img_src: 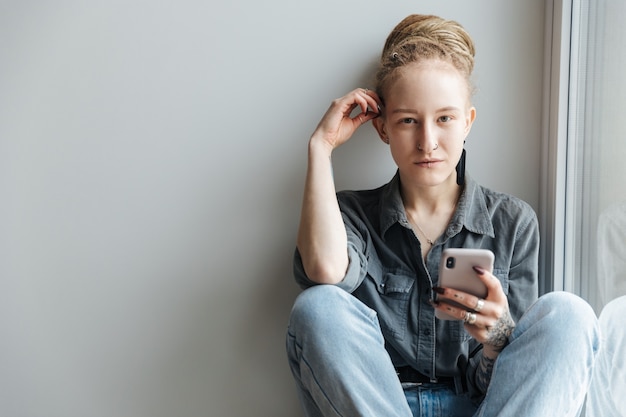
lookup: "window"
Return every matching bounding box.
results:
[544,0,626,313]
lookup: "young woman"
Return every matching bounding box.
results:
[287,14,599,417]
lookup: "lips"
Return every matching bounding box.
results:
[415,159,443,167]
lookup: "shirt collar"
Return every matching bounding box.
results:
[379,171,496,239]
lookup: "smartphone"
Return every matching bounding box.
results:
[435,248,494,320]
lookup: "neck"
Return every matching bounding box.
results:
[400,176,462,255]
[400,176,461,216]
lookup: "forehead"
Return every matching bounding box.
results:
[385,60,470,108]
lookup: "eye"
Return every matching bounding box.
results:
[438,115,452,123]
[401,118,416,124]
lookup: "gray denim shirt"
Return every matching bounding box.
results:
[293,172,539,399]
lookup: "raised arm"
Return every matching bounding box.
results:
[297,89,380,284]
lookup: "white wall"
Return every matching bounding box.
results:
[0,1,545,416]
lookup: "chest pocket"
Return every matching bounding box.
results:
[493,268,510,295]
[438,317,471,342]
[354,263,415,341]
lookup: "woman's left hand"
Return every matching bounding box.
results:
[432,266,515,354]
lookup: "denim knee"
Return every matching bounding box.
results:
[288,285,378,340]
[539,291,596,323]
[526,291,600,350]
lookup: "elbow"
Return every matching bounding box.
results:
[304,260,348,285]
[296,242,349,285]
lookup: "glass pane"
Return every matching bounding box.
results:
[570,4,626,415]
[569,0,626,313]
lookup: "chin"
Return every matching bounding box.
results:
[402,169,454,187]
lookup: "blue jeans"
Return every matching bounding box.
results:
[586,295,626,417]
[286,285,599,417]
[403,382,476,416]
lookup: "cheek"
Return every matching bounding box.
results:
[389,138,414,153]
[447,138,466,160]
[388,142,410,166]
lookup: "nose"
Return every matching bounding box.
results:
[416,122,438,152]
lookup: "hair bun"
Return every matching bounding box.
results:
[375,14,476,98]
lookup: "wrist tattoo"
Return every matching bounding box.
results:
[485,310,515,351]
[475,310,515,392]
[476,354,496,392]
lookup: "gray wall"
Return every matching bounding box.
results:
[0,1,545,416]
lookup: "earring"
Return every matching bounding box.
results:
[456,148,466,186]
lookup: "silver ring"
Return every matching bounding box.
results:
[468,312,477,325]
[464,311,477,325]
[474,299,485,313]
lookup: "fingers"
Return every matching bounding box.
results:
[330,88,382,120]
[472,266,505,301]
[436,267,505,309]
[431,298,492,330]
[432,268,506,327]
[311,88,382,150]
[431,291,488,322]
[352,88,381,123]
[463,311,478,325]
[432,267,515,349]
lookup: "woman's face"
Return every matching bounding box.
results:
[374,60,476,189]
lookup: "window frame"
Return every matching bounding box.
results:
[540,0,573,294]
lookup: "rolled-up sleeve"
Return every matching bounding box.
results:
[292,240,366,292]
[293,190,372,292]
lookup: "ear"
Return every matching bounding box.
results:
[373,117,389,144]
[463,106,477,137]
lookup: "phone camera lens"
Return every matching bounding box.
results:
[446,257,455,269]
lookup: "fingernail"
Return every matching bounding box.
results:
[428,299,440,306]
[473,266,485,274]
[432,286,445,294]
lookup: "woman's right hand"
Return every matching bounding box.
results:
[310,88,382,152]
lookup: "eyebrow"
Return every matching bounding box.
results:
[391,106,462,114]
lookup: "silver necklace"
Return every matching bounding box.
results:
[406,210,434,246]
[405,192,461,248]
